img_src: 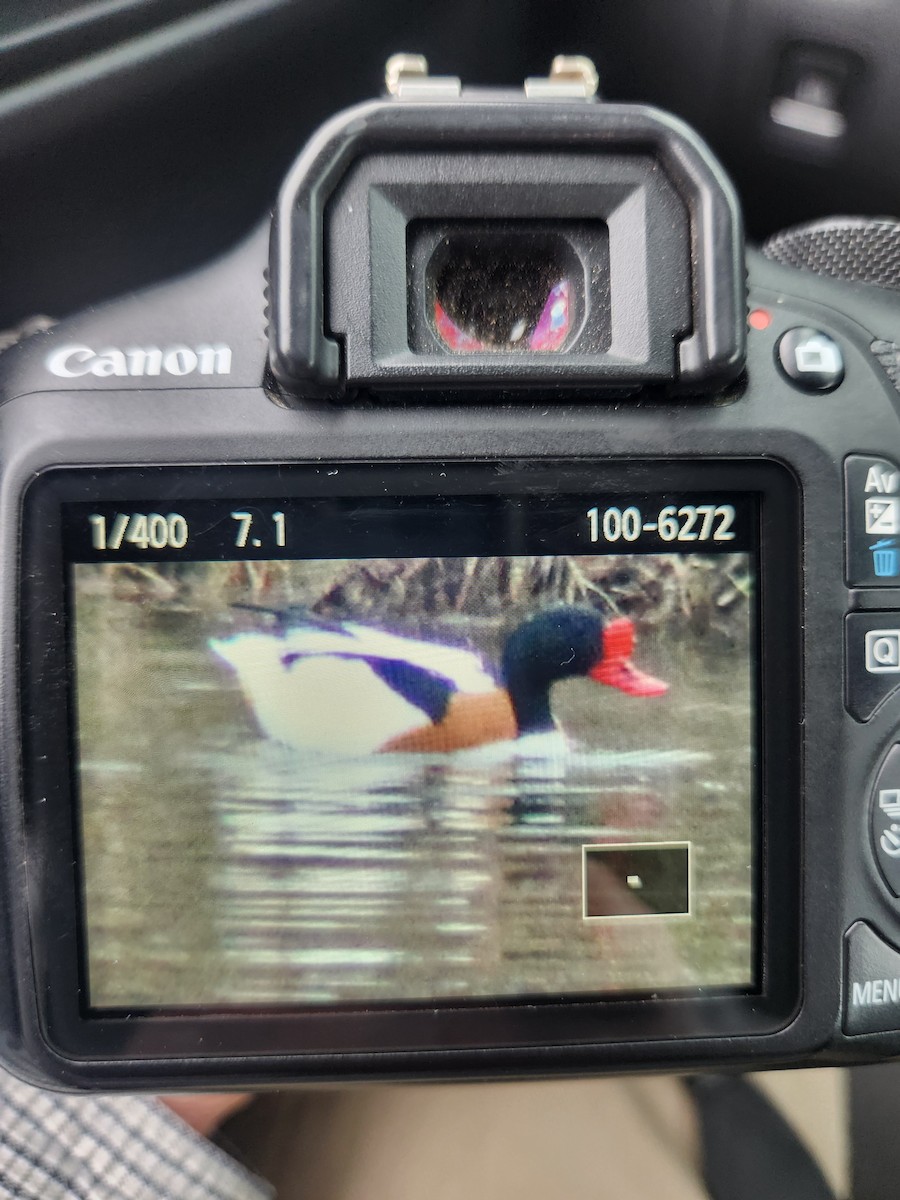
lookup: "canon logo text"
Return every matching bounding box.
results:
[46,343,232,379]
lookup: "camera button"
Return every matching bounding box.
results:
[845,613,900,721]
[776,327,844,391]
[845,922,900,1035]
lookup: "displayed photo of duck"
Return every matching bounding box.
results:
[210,606,669,757]
[73,550,755,1010]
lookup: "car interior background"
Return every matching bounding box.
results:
[4,2,900,1197]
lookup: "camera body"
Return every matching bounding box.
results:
[3,77,900,1090]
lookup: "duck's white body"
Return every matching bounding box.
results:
[210,625,495,755]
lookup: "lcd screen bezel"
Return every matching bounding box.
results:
[19,458,801,1062]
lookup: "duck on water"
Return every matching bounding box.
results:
[210,605,669,757]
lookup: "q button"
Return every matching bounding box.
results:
[867,631,900,672]
[845,614,900,721]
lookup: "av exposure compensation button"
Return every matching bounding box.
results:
[845,455,900,586]
[845,922,900,1035]
[776,327,844,391]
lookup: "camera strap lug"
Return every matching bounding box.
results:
[524,55,600,100]
[384,54,600,103]
[384,54,462,100]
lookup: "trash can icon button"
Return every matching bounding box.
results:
[871,539,900,577]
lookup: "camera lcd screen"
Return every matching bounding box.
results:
[60,472,759,1013]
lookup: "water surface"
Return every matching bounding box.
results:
[74,588,754,1009]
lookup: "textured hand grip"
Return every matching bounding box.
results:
[762,218,900,291]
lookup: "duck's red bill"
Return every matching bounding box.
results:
[590,659,669,697]
[589,616,669,696]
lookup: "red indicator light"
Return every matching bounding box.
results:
[748,308,772,331]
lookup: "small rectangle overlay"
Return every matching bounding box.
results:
[582,842,691,921]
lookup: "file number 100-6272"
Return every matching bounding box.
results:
[586,504,737,544]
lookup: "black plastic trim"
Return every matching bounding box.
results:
[19,459,798,1069]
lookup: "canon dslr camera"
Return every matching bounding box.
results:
[3,57,900,1090]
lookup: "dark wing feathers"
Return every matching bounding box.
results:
[277,649,457,725]
[366,658,456,723]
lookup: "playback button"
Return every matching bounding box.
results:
[872,745,900,897]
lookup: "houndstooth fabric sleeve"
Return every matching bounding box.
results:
[0,1061,272,1200]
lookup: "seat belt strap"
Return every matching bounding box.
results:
[850,1063,900,1200]
[686,1076,837,1200]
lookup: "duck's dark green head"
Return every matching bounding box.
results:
[501,606,668,734]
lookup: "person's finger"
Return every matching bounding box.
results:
[161,1092,253,1135]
